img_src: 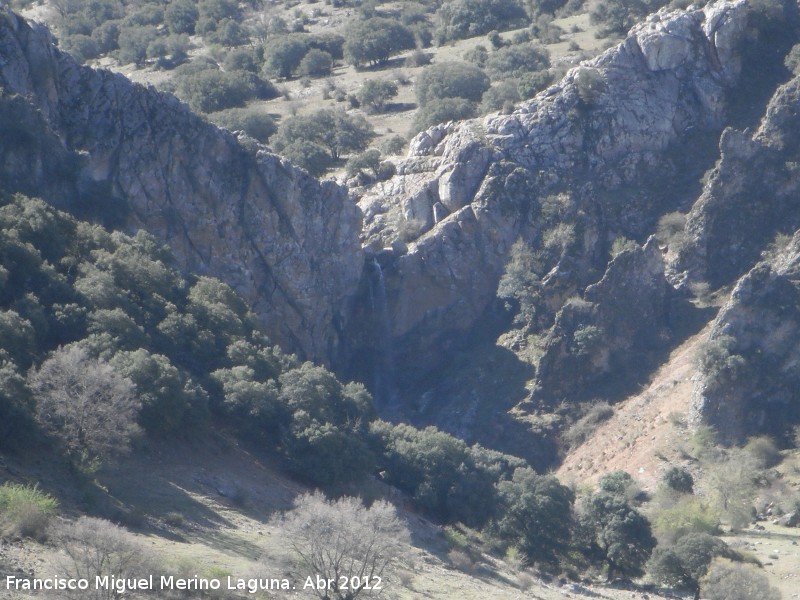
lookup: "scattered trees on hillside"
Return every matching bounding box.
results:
[271,109,375,175]
[276,493,410,600]
[648,533,740,599]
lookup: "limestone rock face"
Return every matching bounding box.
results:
[355,0,753,377]
[675,77,800,288]
[690,233,800,444]
[0,9,363,363]
[531,238,671,404]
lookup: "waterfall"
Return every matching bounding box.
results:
[369,258,395,408]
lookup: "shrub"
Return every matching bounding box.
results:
[435,0,528,42]
[0,483,58,541]
[701,558,781,600]
[575,67,606,105]
[743,435,781,468]
[54,517,157,600]
[590,0,669,38]
[651,496,720,542]
[343,17,416,68]
[165,0,199,35]
[416,62,490,106]
[61,34,100,64]
[346,149,382,178]
[357,79,399,114]
[115,25,159,66]
[649,533,739,597]
[561,401,614,450]
[662,466,694,494]
[275,493,410,595]
[485,42,550,79]
[176,70,268,113]
[298,48,333,77]
[29,346,141,466]
[263,36,309,78]
[205,18,249,47]
[697,335,747,389]
[411,97,477,134]
[480,81,521,113]
[224,48,259,73]
[404,49,432,67]
[208,107,278,143]
[381,134,407,155]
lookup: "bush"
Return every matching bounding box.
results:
[411,97,477,134]
[590,0,669,38]
[205,18,249,47]
[176,70,269,113]
[404,49,432,67]
[561,401,614,450]
[343,17,416,68]
[480,81,521,113]
[649,533,739,597]
[298,48,333,77]
[662,466,694,494]
[280,140,333,177]
[357,79,399,114]
[29,346,142,466]
[701,558,781,600]
[575,67,606,105]
[651,496,720,542]
[485,42,550,79]
[381,134,407,155]
[208,107,278,143]
[346,149,382,178]
[263,36,309,78]
[697,335,747,389]
[275,493,410,594]
[435,0,528,42]
[224,48,259,73]
[55,517,157,600]
[116,25,159,66]
[0,483,58,541]
[165,0,199,35]
[743,435,781,468]
[61,34,100,64]
[416,62,490,106]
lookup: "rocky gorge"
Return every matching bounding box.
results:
[2,0,800,458]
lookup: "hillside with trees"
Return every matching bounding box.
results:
[3,1,800,599]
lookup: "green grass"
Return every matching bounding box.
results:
[0,482,59,541]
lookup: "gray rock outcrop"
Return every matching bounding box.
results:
[690,232,800,444]
[353,0,756,380]
[0,9,363,363]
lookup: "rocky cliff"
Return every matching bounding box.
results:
[0,8,363,364]
[351,0,771,394]
[683,70,800,445]
[690,232,800,444]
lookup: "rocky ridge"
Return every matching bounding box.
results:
[353,0,759,389]
[0,8,363,364]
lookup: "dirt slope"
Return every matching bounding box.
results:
[558,321,716,491]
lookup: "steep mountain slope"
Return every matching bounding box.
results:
[350,0,778,386]
[0,8,363,364]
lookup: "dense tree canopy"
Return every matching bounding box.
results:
[343,17,416,67]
